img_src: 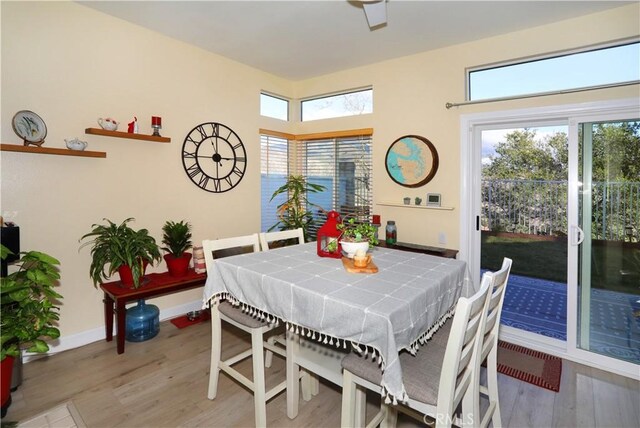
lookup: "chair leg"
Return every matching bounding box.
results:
[341,370,357,428]
[311,374,320,395]
[251,329,268,428]
[265,336,275,368]
[354,386,366,427]
[286,331,300,419]
[301,370,312,401]
[381,403,397,428]
[486,348,502,428]
[207,304,222,400]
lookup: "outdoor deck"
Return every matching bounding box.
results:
[500,272,640,364]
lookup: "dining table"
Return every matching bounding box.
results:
[202,242,473,417]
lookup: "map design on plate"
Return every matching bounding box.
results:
[386,137,430,185]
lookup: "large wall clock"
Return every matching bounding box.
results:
[181,122,247,193]
[385,135,439,188]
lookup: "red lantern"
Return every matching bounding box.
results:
[317,211,342,258]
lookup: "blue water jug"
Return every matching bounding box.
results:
[125,300,159,342]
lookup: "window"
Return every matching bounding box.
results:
[260,93,289,121]
[468,41,640,101]
[301,88,373,122]
[260,134,289,232]
[260,130,373,236]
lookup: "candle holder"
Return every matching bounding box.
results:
[151,116,162,137]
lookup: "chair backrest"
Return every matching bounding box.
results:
[435,272,493,423]
[259,228,305,251]
[480,258,512,361]
[201,234,261,272]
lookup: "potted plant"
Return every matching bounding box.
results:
[1,244,62,417]
[269,175,327,242]
[337,217,379,258]
[79,218,161,289]
[161,220,193,277]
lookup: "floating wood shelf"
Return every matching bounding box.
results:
[0,143,106,158]
[377,202,454,211]
[85,128,171,143]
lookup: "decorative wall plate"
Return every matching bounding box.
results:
[12,110,47,146]
[385,135,439,188]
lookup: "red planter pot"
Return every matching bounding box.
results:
[117,261,149,287]
[1,356,14,417]
[164,253,192,277]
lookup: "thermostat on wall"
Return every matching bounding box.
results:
[426,193,441,207]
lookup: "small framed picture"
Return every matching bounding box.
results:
[426,193,441,207]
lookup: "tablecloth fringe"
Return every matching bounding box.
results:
[205,293,282,327]
[204,293,454,406]
[408,304,457,355]
[381,382,409,405]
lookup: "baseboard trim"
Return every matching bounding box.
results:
[23,299,203,363]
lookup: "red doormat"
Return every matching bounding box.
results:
[496,340,562,392]
[170,310,211,329]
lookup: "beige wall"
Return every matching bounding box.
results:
[0,1,293,343]
[292,3,640,248]
[1,1,638,348]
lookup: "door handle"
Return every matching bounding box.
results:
[571,225,585,246]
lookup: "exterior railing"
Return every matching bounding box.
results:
[482,179,640,241]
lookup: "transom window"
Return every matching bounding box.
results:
[260,92,289,121]
[301,88,373,122]
[468,41,640,101]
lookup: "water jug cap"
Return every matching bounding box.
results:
[387,221,395,225]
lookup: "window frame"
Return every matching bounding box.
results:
[260,92,290,121]
[300,87,373,122]
[259,128,374,236]
[466,39,640,102]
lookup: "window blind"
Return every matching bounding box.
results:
[294,134,373,237]
[260,134,289,232]
[260,130,373,238]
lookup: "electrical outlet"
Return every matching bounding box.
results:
[438,232,446,245]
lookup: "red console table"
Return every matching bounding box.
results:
[100,269,207,354]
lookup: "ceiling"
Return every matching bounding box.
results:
[79,1,633,81]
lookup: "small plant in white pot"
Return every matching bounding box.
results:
[161,220,193,277]
[337,217,379,258]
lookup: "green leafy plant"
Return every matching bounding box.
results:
[1,245,62,361]
[269,175,326,242]
[79,218,161,289]
[337,217,379,245]
[161,220,193,257]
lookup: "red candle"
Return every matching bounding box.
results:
[372,215,381,225]
[152,116,162,127]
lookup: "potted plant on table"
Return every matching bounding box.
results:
[79,218,161,289]
[269,175,327,243]
[161,220,193,277]
[1,245,62,418]
[337,217,379,258]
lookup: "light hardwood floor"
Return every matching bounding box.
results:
[4,318,639,427]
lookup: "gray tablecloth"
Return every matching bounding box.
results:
[202,242,472,402]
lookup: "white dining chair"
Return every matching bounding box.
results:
[203,233,287,427]
[259,228,305,251]
[474,258,512,428]
[258,228,318,398]
[340,271,494,428]
[259,229,305,371]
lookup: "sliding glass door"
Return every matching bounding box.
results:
[576,119,640,364]
[462,99,640,377]
[480,124,569,341]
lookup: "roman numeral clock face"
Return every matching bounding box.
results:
[181,122,247,193]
